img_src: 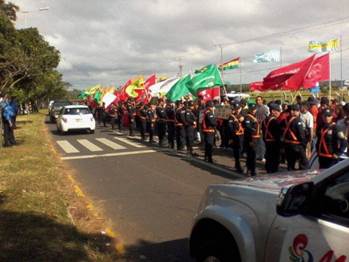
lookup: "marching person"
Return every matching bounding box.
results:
[139,103,147,141]
[263,103,282,173]
[228,102,244,173]
[146,103,156,143]
[243,103,260,176]
[184,101,197,156]
[175,100,186,151]
[156,100,167,147]
[127,100,136,136]
[282,104,308,170]
[317,109,339,169]
[202,101,217,163]
[255,96,269,161]
[109,104,117,130]
[165,100,176,149]
[300,101,314,159]
[336,103,349,157]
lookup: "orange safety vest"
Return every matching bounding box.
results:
[282,117,301,145]
[318,123,336,158]
[264,117,275,142]
[203,110,215,133]
[248,114,261,139]
[231,114,244,136]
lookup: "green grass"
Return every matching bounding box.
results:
[0,112,118,261]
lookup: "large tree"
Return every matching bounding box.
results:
[0,0,69,104]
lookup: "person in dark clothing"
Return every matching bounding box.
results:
[317,109,339,169]
[139,103,147,141]
[146,104,156,143]
[202,101,217,163]
[101,102,108,127]
[166,101,176,149]
[263,103,282,173]
[184,101,197,156]
[228,102,245,173]
[242,104,260,176]
[2,99,16,147]
[316,97,330,137]
[117,102,123,131]
[156,100,167,147]
[175,101,186,151]
[109,104,117,130]
[127,101,136,136]
[283,104,309,170]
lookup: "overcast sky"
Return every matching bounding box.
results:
[11,0,349,89]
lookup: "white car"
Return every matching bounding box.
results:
[190,160,349,262]
[56,105,95,134]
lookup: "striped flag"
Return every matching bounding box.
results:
[219,57,240,71]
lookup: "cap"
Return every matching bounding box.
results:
[320,97,329,105]
[290,104,300,111]
[343,103,349,113]
[248,103,257,111]
[206,101,214,108]
[323,109,333,117]
[269,103,281,112]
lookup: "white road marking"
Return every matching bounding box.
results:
[77,139,103,152]
[115,137,145,148]
[96,138,126,150]
[61,149,156,160]
[56,140,79,154]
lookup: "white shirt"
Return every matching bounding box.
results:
[300,111,314,129]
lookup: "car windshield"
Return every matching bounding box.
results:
[63,108,91,115]
[54,101,71,108]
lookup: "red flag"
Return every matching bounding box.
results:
[137,74,156,103]
[303,53,330,88]
[118,79,132,102]
[263,55,315,90]
[197,87,221,102]
[249,81,264,91]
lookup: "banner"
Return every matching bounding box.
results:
[308,39,340,53]
[253,49,280,63]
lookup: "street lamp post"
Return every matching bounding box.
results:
[20,7,49,28]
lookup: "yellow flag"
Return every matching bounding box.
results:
[308,39,340,53]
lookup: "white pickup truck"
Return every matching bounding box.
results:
[190,160,349,262]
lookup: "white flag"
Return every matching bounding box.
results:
[149,77,179,97]
[253,49,281,63]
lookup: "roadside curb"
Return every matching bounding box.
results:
[45,124,126,256]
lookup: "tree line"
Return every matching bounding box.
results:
[0,0,69,107]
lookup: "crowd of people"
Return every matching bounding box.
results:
[90,93,349,176]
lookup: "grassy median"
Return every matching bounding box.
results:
[0,112,119,261]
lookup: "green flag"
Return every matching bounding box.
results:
[166,75,191,102]
[94,90,102,103]
[186,64,223,95]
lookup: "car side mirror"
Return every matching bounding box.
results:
[277,182,314,217]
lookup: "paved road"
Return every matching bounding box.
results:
[47,121,241,261]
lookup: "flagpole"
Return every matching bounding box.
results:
[218,44,228,96]
[340,33,343,87]
[239,62,242,93]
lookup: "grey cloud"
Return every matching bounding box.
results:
[12,0,349,88]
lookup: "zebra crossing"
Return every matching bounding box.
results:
[56,136,147,156]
